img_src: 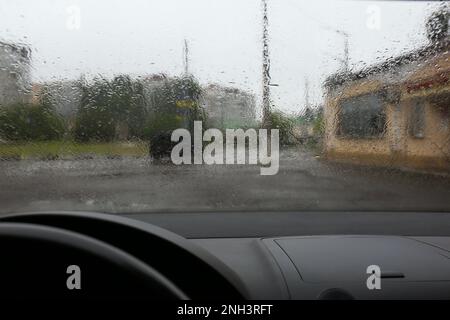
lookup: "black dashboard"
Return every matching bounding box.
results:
[129,211,450,300]
[194,236,450,299]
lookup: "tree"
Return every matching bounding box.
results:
[0,102,65,141]
[74,77,116,142]
[144,75,205,158]
[73,75,147,142]
[267,110,295,146]
[426,6,449,44]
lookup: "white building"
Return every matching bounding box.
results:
[201,84,256,129]
[0,41,32,106]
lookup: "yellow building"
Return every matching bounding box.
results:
[323,42,449,173]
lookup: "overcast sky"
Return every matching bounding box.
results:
[0,0,442,115]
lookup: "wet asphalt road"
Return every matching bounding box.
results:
[0,147,449,214]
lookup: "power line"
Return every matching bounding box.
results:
[285,0,350,70]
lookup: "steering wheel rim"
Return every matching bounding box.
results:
[0,211,247,299]
[0,222,188,299]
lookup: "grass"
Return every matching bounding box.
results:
[0,141,149,160]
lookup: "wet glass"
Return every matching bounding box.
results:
[0,0,449,214]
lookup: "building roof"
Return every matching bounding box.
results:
[324,39,449,91]
[0,40,32,64]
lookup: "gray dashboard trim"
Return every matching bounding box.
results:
[125,211,450,238]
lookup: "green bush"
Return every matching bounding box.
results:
[267,110,295,146]
[312,112,325,137]
[73,104,117,142]
[73,75,147,142]
[0,103,65,141]
[143,113,183,137]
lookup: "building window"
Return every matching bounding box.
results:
[337,92,386,138]
[409,100,425,139]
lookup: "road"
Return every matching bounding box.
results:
[0,147,449,214]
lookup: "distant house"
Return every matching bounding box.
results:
[293,106,323,142]
[142,73,169,113]
[200,84,256,129]
[32,80,82,117]
[31,80,82,133]
[323,40,449,173]
[0,41,32,106]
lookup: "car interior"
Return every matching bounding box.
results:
[0,0,449,311]
[1,211,449,300]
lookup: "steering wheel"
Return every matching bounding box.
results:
[0,212,246,300]
[0,222,187,299]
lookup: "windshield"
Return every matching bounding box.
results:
[0,0,449,214]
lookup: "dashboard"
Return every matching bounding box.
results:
[194,236,450,299]
[0,211,449,300]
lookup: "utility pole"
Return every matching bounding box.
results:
[343,31,349,71]
[304,76,310,109]
[335,30,349,71]
[183,39,189,75]
[286,4,350,72]
[261,0,271,128]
